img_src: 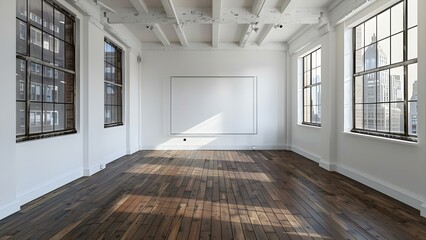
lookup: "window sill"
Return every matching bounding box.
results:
[104,123,124,128]
[16,129,78,143]
[297,123,321,129]
[343,131,418,146]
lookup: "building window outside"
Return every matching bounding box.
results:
[104,39,123,127]
[16,0,76,141]
[302,48,321,126]
[352,0,417,141]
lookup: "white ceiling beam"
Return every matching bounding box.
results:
[257,24,274,46]
[107,8,321,25]
[212,0,222,47]
[239,24,254,47]
[281,0,297,13]
[212,23,220,47]
[150,24,171,47]
[252,0,266,15]
[160,0,189,47]
[129,0,149,14]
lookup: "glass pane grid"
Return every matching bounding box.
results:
[352,0,417,141]
[302,48,321,126]
[16,0,75,141]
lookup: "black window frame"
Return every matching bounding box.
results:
[302,47,322,127]
[104,38,124,128]
[352,0,418,142]
[16,0,76,142]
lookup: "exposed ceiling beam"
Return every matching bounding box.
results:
[239,24,255,47]
[212,0,222,47]
[281,0,297,13]
[212,23,220,47]
[257,24,274,46]
[252,0,266,15]
[150,24,171,47]
[129,0,171,47]
[129,0,149,14]
[107,8,321,25]
[160,0,189,47]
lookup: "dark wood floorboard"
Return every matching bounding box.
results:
[1,150,426,240]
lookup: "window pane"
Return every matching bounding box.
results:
[16,0,27,21]
[55,38,65,68]
[30,63,42,101]
[117,106,123,123]
[390,33,403,64]
[408,27,417,60]
[16,102,26,136]
[65,16,74,44]
[377,70,389,103]
[43,2,54,35]
[355,76,363,103]
[390,102,404,133]
[312,106,318,123]
[105,84,116,105]
[116,86,123,106]
[355,49,364,73]
[408,0,418,28]
[64,73,74,103]
[54,9,65,40]
[363,73,376,103]
[304,71,310,86]
[316,49,321,66]
[408,101,417,135]
[314,67,321,84]
[65,104,74,130]
[377,38,390,67]
[304,88,311,107]
[43,103,54,132]
[304,106,311,123]
[55,104,65,131]
[377,9,390,40]
[16,20,27,55]
[105,106,112,124]
[377,103,390,132]
[408,63,417,101]
[305,55,310,70]
[355,24,364,49]
[391,2,403,34]
[390,67,404,101]
[65,43,75,70]
[29,102,42,134]
[55,70,65,103]
[30,26,42,60]
[364,104,376,130]
[29,0,42,28]
[43,33,54,64]
[312,51,317,68]
[355,104,363,129]
[16,59,26,101]
[43,66,54,102]
[312,86,318,106]
[364,17,376,45]
[311,69,317,84]
[365,43,376,70]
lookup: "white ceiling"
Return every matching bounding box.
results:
[101,0,339,49]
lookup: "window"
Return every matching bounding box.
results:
[302,48,321,126]
[353,0,417,141]
[16,0,76,141]
[104,39,123,127]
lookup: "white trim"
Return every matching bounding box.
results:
[103,150,127,165]
[0,200,20,221]
[343,131,419,146]
[334,163,425,213]
[141,145,289,151]
[17,168,83,206]
[290,146,320,163]
[319,159,335,171]
[83,164,103,176]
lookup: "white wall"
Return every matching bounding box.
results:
[0,0,141,220]
[0,0,19,219]
[288,0,426,216]
[141,50,287,150]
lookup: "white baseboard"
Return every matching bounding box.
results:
[83,164,103,176]
[141,145,289,151]
[334,163,425,214]
[421,203,426,217]
[289,146,425,217]
[290,145,320,163]
[17,168,83,207]
[0,200,20,221]
[103,150,127,165]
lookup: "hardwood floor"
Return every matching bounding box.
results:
[1,150,425,239]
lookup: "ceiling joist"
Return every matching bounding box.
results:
[239,24,255,47]
[129,0,149,14]
[257,24,274,46]
[160,0,189,47]
[106,8,321,25]
[212,0,222,47]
